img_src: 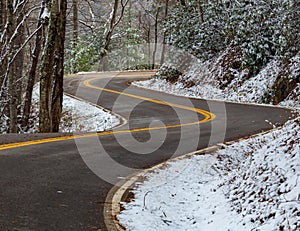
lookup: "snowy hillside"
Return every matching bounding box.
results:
[118,117,300,231]
[133,52,300,108]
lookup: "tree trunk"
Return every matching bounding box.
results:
[98,0,128,71]
[0,0,5,31]
[39,13,54,132]
[12,20,25,129]
[0,0,6,87]
[22,21,44,131]
[161,0,169,65]
[152,8,160,69]
[71,0,78,73]
[39,0,67,133]
[4,0,26,133]
[103,0,129,53]
[73,0,78,44]
[6,0,17,132]
[103,0,119,53]
[51,0,67,132]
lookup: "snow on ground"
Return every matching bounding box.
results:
[59,94,119,132]
[133,77,225,101]
[29,84,119,133]
[118,118,300,231]
[132,60,281,105]
[0,113,8,134]
[280,84,300,108]
[279,54,300,108]
[223,60,281,103]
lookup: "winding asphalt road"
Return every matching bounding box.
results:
[0,71,294,231]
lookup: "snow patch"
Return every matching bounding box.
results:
[29,83,119,133]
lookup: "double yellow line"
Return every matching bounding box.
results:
[0,76,215,151]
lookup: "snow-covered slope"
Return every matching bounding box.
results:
[133,53,300,108]
[118,117,300,230]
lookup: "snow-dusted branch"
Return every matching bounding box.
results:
[85,0,96,28]
[114,0,130,28]
[13,0,29,14]
[7,24,42,73]
[79,20,95,32]
[0,5,40,61]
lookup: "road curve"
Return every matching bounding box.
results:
[0,71,293,231]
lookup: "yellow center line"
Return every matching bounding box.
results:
[84,78,215,120]
[0,75,216,151]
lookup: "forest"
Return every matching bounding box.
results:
[0,0,299,133]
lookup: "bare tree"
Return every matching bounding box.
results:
[152,6,160,68]
[161,0,169,64]
[39,0,67,132]
[72,0,78,44]
[0,0,43,133]
[0,0,7,89]
[103,0,130,53]
[5,0,27,132]
[22,0,49,131]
